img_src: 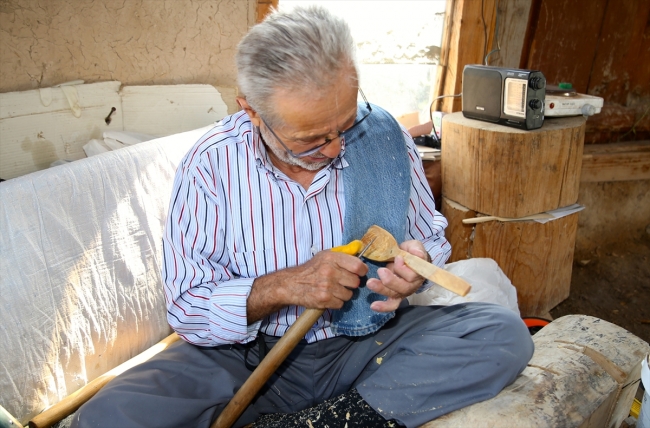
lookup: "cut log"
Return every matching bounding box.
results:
[443,197,579,317]
[441,113,586,218]
[422,315,650,428]
[472,212,578,316]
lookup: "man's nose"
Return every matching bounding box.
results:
[319,136,342,158]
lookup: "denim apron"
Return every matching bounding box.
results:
[330,103,411,336]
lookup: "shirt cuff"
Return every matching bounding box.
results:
[211,278,261,344]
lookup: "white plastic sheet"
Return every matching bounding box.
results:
[0,125,211,421]
[408,258,520,316]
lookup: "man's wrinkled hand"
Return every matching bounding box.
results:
[366,240,429,313]
[284,250,369,310]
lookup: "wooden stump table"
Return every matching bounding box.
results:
[440,113,587,317]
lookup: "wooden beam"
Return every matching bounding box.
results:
[432,0,455,112]
[580,141,650,182]
[28,333,180,428]
[435,0,497,113]
[433,0,530,113]
[256,0,278,23]
[488,0,532,68]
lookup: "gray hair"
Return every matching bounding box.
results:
[236,5,358,126]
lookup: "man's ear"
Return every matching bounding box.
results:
[236,97,261,127]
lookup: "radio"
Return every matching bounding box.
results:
[461,65,546,130]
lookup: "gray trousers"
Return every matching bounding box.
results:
[71,303,534,428]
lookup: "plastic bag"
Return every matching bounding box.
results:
[408,258,520,315]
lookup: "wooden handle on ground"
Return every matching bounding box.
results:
[28,332,181,428]
[211,308,324,428]
[398,250,471,296]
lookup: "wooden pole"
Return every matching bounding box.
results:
[28,333,180,428]
[211,308,324,428]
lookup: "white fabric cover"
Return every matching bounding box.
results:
[0,125,212,421]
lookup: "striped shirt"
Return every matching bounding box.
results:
[162,110,451,347]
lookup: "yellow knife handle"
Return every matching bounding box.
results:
[331,240,364,255]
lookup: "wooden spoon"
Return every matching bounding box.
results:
[361,225,471,296]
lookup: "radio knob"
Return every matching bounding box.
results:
[529,76,546,90]
[529,99,542,110]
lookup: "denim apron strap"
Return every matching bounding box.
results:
[330,103,411,336]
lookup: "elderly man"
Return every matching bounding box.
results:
[72,6,533,428]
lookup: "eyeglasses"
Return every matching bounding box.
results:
[260,89,372,158]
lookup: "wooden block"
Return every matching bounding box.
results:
[581,140,650,182]
[475,214,578,316]
[441,112,586,218]
[424,315,650,428]
[444,198,579,317]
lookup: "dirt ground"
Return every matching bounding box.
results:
[550,235,650,345]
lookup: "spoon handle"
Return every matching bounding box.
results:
[397,250,471,296]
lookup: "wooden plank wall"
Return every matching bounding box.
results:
[435,0,498,113]
[432,0,650,256]
[520,0,650,144]
[522,0,650,105]
[434,0,534,112]
[435,0,649,145]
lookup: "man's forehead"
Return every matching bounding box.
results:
[272,86,359,133]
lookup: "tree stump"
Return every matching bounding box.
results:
[440,114,587,316]
[442,196,579,316]
[441,113,586,218]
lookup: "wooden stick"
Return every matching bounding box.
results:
[396,250,471,296]
[28,332,180,428]
[360,225,471,297]
[462,213,554,224]
[212,241,369,428]
[1,404,24,428]
[211,308,324,428]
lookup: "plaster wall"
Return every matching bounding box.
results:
[575,180,650,258]
[0,0,256,112]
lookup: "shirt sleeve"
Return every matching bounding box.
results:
[162,158,261,347]
[401,128,452,291]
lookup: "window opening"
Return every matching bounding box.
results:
[279,0,447,121]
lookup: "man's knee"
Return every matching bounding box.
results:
[478,303,534,381]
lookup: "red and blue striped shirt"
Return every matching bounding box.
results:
[162,110,450,346]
